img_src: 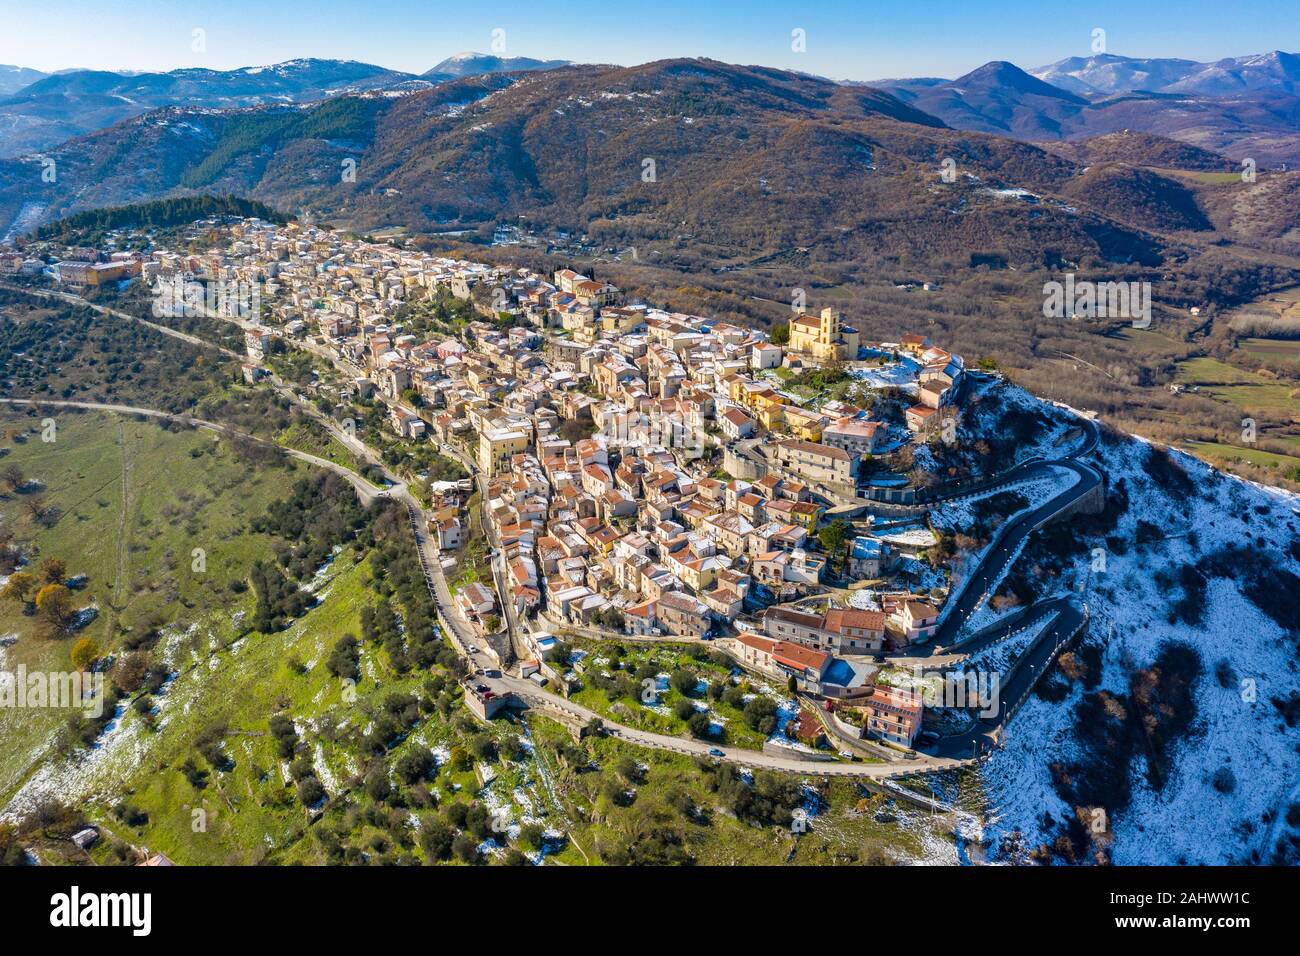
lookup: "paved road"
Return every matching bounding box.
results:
[9,282,1107,779]
[0,281,244,359]
[0,397,393,505]
[933,458,1101,647]
[924,597,1087,760]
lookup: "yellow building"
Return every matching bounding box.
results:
[748,387,784,417]
[788,500,824,531]
[601,308,645,334]
[783,405,825,442]
[789,307,860,362]
[758,404,786,431]
[478,427,529,477]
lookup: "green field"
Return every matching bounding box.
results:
[1241,337,1300,364]
[0,406,476,864]
[1183,440,1300,472]
[82,554,383,864]
[0,409,305,797]
[1174,356,1266,385]
[1174,356,1300,420]
[1194,383,1299,419]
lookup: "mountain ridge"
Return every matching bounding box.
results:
[422,52,572,80]
[0,58,423,159]
[0,57,1185,276]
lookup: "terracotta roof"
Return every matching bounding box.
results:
[777,438,853,462]
[771,641,832,673]
[823,607,886,633]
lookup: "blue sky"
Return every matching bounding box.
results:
[3,0,1298,79]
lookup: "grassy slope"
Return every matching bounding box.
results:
[0,409,294,798]
[97,556,387,864]
[524,718,956,866]
[0,408,430,863]
[1183,440,1300,470]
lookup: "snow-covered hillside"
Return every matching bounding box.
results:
[974,382,1300,865]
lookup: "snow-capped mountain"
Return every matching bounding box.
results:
[0,58,420,158]
[1030,50,1300,96]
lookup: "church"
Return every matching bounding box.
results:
[788,307,861,362]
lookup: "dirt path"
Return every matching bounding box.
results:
[105,418,132,640]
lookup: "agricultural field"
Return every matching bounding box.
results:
[1174,355,1270,386]
[1142,286,1300,484]
[1240,337,1300,365]
[1172,355,1300,458]
[1182,440,1300,472]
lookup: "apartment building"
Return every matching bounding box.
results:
[858,684,923,747]
[771,438,858,488]
[655,591,712,637]
[735,632,832,690]
[478,427,530,477]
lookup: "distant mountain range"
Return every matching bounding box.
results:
[3,57,1214,271]
[422,53,572,82]
[0,64,48,97]
[0,54,574,158]
[1029,50,1300,96]
[0,59,418,158]
[5,49,1299,165]
[870,53,1300,167]
[3,50,1300,267]
[869,61,1088,138]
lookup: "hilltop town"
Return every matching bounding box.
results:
[8,215,1016,752]
[4,207,1299,871]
